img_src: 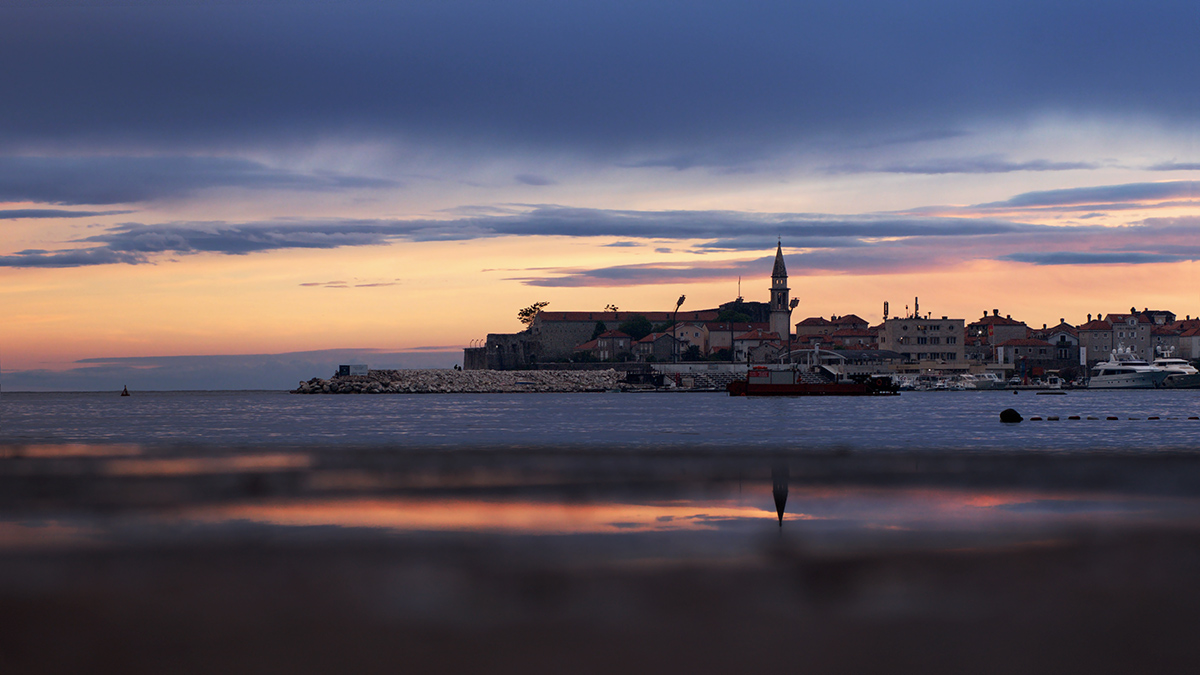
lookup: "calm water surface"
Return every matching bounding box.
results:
[3,389,1199,452]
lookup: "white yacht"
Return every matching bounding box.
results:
[1087,345,1169,389]
[974,372,1009,390]
[1153,356,1200,389]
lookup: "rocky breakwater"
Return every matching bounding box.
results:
[292,369,624,394]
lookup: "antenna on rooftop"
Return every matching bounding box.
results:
[737,276,742,301]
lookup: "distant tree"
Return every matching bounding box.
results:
[682,345,703,361]
[618,314,653,341]
[652,321,674,332]
[517,301,549,327]
[605,304,619,313]
[709,348,733,362]
[717,308,752,323]
[591,321,607,340]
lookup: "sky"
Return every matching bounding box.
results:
[2,0,1200,389]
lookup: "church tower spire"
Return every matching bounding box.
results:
[769,241,791,340]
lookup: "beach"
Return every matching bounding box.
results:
[3,390,1200,672]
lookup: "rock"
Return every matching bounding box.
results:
[1000,408,1023,423]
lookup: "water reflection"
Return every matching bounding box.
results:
[772,464,789,527]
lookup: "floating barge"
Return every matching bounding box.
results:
[727,366,900,397]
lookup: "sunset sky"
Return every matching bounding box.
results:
[3,0,1199,389]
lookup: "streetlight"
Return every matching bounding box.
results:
[673,294,686,363]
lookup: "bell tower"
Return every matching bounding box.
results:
[769,241,791,339]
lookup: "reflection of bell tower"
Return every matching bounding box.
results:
[772,465,789,527]
[769,241,791,340]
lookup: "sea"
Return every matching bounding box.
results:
[4,389,1200,672]
[4,388,1200,451]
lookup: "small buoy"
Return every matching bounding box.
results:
[1068,416,1080,420]
[1030,416,1043,421]
[1013,390,1019,395]
[1148,416,1159,420]
[120,385,130,397]
[1000,408,1023,423]
[1190,417,1199,420]
[1107,416,1118,420]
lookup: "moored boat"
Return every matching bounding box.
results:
[1087,345,1169,389]
[1154,357,1200,389]
[727,366,899,396]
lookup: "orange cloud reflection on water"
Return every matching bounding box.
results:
[187,497,802,535]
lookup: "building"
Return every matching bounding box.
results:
[878,315,966,364]
[635,332,679,361]
[827,326,877,349]
[733,329,782,362]
[829,314,869,331]
[594,330,632,360]
[1103,311,1153,356]
[794,316,833,340]
[996,338,1056,378]
[530,310,719,360]
[768,242,793,341]
[966,310,1028,361]
[705,322,765,356]
[1075,315,1113,365]
[670,322,710,354]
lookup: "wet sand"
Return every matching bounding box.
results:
[3,445,1200,673]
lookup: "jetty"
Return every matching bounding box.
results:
[293,368,624,394]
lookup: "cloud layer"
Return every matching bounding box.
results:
[3,1,1200,159]
[5,188,1199,285]
[0,156,393,205]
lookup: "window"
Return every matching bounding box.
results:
[1039,348,1046,355]
[946,336,957,344]
[917,337,927,344]
[947,353,956,360]
[930,337,940,345]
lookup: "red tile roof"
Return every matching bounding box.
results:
[1046,322,1078,336]
[537,310,720,322]
[830,314,868,326]
[733,329,781,341]
[1077,320,1112,331]
[597,330,631,339]
[796,317,831,326]
[704,322,767,332]
[970,314,1026,326]
[829,327,877,337]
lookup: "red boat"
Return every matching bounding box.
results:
[727,367,899,396]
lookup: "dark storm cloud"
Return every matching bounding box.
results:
[4,206,1198,273]
[0,248,143,267]
[0,208,132,219]
[0,207,1034,267]
[1000,252,1188,265]
[0,156,393,205]
[830,157,1098,175]
[982,181,1200,208]
[2,1,1199,156]
[515,174,556,186]
[508,216,1200,285]
[1147,162,1200,171]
